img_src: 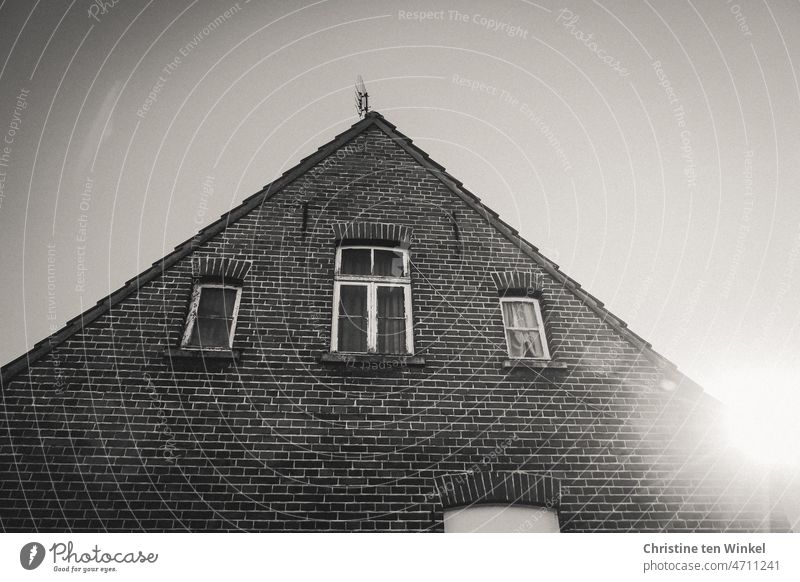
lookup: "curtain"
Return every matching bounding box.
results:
[377,286,406,354]
[186,287,238,348]
[506,330,544,358]
[502,301,537,328]
[502,301,543,358]
[338,285,367,352]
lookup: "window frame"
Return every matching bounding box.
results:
[180,282,243,351]
[443,503,561,533]
[499,296,551,360]
[331,245,414,355]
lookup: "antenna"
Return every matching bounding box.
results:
[355,75,369,117]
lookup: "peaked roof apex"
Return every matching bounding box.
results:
[1,110,704,402]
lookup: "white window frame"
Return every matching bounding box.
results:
[180,282,243,350]
[500,296,551,360]
[331,245,414,354]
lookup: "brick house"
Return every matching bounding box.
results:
[0,111,786,532]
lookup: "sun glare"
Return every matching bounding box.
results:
[714,369,800,467]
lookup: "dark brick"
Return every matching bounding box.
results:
[0,113,781,532]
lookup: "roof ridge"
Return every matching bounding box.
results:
[366,116,703,398]
[0,114,379,383]
[1,110,703,399]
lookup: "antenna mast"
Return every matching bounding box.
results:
[355,75,369,117]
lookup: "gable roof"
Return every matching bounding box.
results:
[0,111,704,398]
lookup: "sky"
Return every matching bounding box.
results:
[1,0,799,432]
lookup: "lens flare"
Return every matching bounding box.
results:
[716,369,800,467]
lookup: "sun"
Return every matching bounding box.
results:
[712,368,800,467]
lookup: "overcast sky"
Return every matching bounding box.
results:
[1,0,799,413]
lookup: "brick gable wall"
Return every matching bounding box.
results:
[0,125,779,531]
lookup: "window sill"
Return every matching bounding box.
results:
[320,353,426,367]
[163,347,241,361]
[502,358,567,370]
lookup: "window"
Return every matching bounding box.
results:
[500,297,550,359]
[437,471,561,532]
[181,283,242,350]
[443,505,560,533]
[331,245,413,354]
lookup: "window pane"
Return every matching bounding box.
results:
[186,318,232,348]
[185,287,238,348]
[338,285,367,352]
[197,287,238,318]
[507,330,544,358]
[377,286,407,354]
[373,249,405,277]
[340,248,371,275]
[502,301,537,329]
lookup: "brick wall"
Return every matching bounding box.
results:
[0,123,781,532]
